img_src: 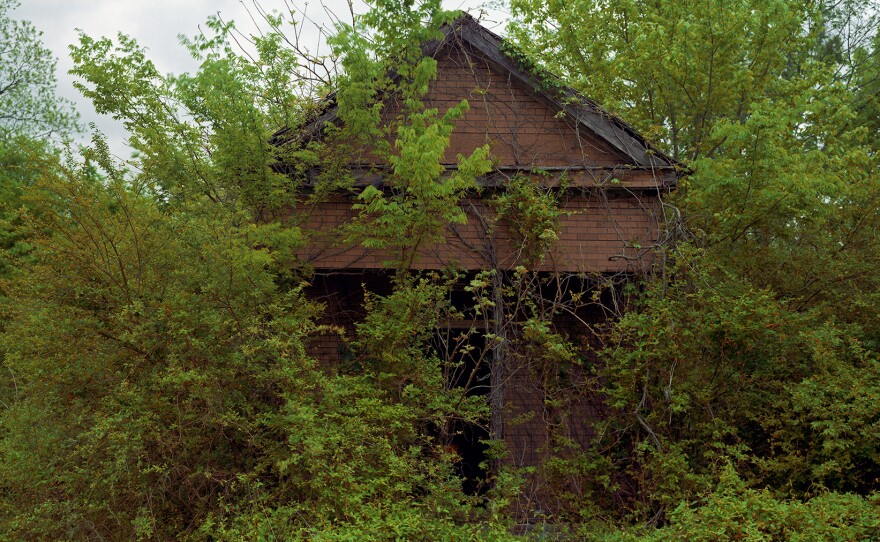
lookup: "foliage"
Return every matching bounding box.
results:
[0,1,78,283]
[3,0,880,538]
[0,2,518,539]
[491,175,565,265]
[510,0,880,528]
[69,14,315,217]
[510,0,845,162]
[510,0,880,323]
[588,249,875,514]
[601,466,880,541]
[0,135,521,539]
[1,143,308,538]
[511,246,880,531]
[329,2,493,269]
[0,0,79,141]
[0,135,57,281]
[347,102,492,268]
[764,325,880,493]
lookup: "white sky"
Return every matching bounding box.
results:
[16,0,509,159]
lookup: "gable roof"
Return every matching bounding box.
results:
[276,13,679,175]
[432,14,676,169]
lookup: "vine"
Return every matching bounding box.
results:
[491,174,568,266]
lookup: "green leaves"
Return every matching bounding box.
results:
[492,174,566,265]
[0,158,316,538]
[0,5,517,538]
[70,23,305,215]
[348,103,491,262]
[0,0,79,142]
[323,4,495,269]
[345,99,492,266]
[511,0,814,162]
[510,2,880,525]
[511,0,880,326]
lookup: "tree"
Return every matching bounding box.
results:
[0,0,79,282]
[509,0,880,525]
[508,0,880,322]
[0,2,519,539]
[0,135,54,281]
[0,0,78,141]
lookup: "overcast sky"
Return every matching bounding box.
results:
[16,0,508,159]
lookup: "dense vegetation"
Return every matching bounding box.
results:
[1,0,879,539]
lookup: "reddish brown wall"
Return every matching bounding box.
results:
[295,36,669,516]
[294,192,660,274]
[383,43,630,168]
[298,40,666,275]
[500,303,610,515]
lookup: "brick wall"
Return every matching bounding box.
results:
[383,43,630,168]
[501,301,610,517]
[293,39,668,275]
[294,191,661,274]
[293,34,670,517]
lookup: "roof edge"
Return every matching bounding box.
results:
[275,12,683,181]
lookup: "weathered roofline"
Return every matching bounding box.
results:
[273,13,683,182]
[438,15,678,170]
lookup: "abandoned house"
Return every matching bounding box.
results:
[281,14,680,515]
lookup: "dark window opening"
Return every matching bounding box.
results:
[434,329,491,496]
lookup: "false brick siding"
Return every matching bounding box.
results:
[290,16,676,518]
[308,332,346,366]
[295,192,660,274]
[374,42,630,168]
[303,273,386,366]
[502,305,609,515]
